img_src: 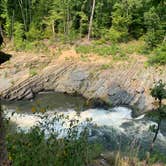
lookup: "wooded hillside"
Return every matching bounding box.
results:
[0,0,165,50]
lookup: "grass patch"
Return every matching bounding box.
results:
[100,63,113,70]
[29,68,38,77]
[75,44,128,60]
[75,45,93,54]
[119,40,145,55]
[80,54,89,62]
[25,41,49,53]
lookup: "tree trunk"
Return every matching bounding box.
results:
[0,24,4,38]
[88,0,96,40]
[10,10,15,40]
[0,104,9,166]
[66,0,70,36]
[150,119,161,153]
[63,0,67,35]
[52,21,55,38]
[0,24,4,46]
[28,0,32,24]
[18,0,27,31]
[150,99,162,153]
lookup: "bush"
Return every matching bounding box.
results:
[144,7,165,50]
[13,22,25,50]
[26,24,43,41]
[148,42,166,65]
[7,112,102,166]
[108,28,122,43]
[144,30,165,50]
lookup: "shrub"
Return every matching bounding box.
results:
[108,28,121,43]
[144,7,165,50]
[13,22,25,50]
[26,24,43,41]
[148,42,166,65]
[7,112,102,166]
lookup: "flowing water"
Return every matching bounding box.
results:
[2,92,166,156]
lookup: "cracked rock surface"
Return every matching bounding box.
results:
[0,50,165,112]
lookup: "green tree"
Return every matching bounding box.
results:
[149,80,166,152]
[109,1,132,42]
[0,0,165,51]
[144,0,166,49]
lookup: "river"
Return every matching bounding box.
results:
[2,92,166,157]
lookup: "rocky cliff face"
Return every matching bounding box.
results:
[0,50,165,112]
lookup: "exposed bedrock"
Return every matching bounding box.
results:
[0,60,166,112]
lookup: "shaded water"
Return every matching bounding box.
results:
[2,92,166,156]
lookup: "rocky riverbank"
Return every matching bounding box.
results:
[0,49,165,112]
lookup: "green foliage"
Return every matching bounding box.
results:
[13,22,25,50]
[0,0,165,58]
[7,113,102,166]
[75,44,127,58]
[120,40,145,55]
[150,80,166,101]
[24,40,49,53]
[94,45,119,57]
[100,64,112,70]
[148,80,166,153]
[59,30,80,44]
[26,24,43,41]
[79,12,89,35]
[149,151,166,164]
[110,2,131,42]
[108,28,121,43]
[75,45,93,54]
[144,7,160,31]
[29,68,38,77]
[144,5,166,50]
[148,42,166,65]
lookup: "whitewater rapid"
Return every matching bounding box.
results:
[4,107,133,130]
[3,105,166,154]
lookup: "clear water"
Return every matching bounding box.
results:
[2,92,166,156]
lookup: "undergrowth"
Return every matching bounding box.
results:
[6,112,102,166]
[148,42,166,65]
[75,40,145,61]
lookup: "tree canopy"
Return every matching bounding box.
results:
[0,0,165,48]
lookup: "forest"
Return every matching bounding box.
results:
[0,0,165,52]
[0,0,166,166]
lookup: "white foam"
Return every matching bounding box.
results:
[135,114,145,120]
[4,107,166,144]
[5,111,40,131]
[79,107,132,128]
[4,107,132,132]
